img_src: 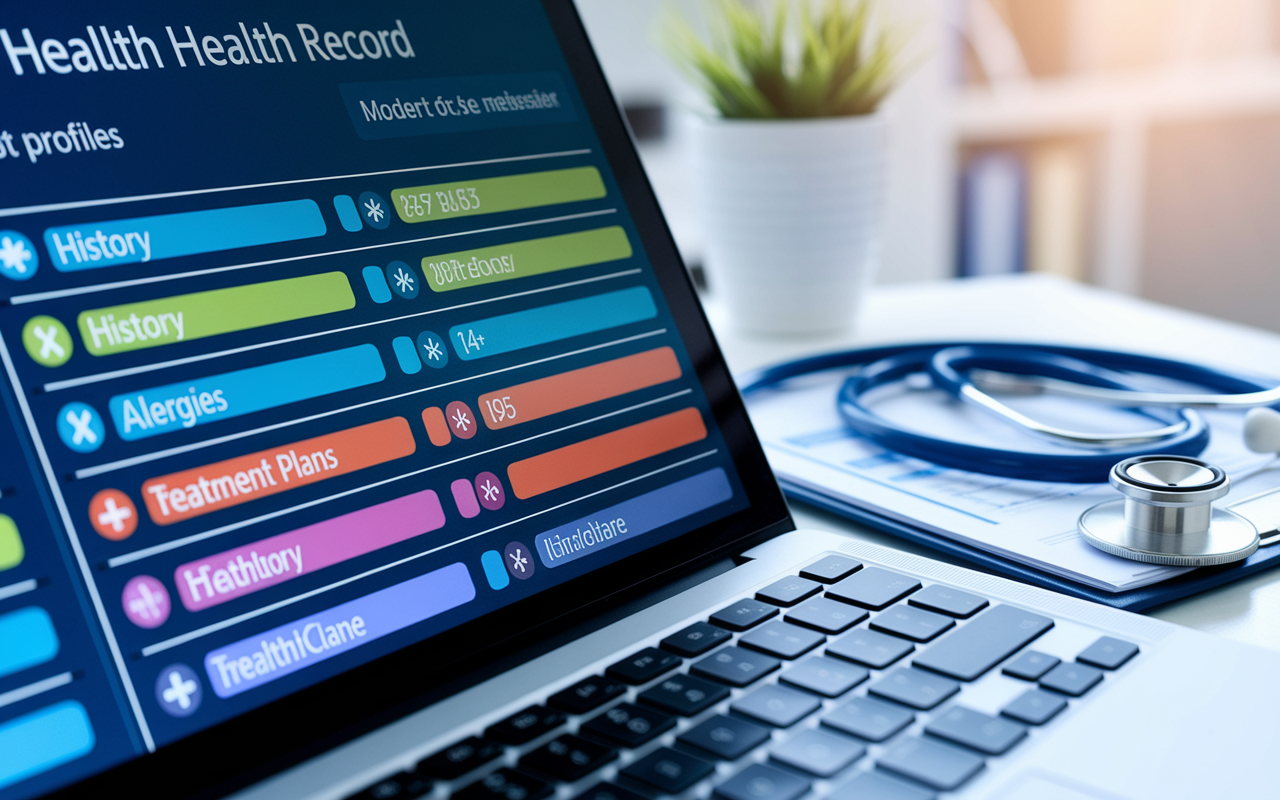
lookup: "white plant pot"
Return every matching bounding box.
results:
[688,113,887,335]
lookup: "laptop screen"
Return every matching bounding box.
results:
[0,2,789,797]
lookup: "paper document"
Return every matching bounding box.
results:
[747,370,1280,592]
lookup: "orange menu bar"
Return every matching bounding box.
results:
[141,418,416,525]
[507,407,707,499]
[479,347,681,430]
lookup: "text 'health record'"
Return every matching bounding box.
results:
[204,562,474,697]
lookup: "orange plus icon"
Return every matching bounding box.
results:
[90,489,137,541]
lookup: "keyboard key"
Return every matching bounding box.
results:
[638,673,729,716]
[606,647,681,685]
[800,555,862,583]
[573,783,648,800]
[732,683,822,727]
[486,706,566,745]
[715,763,810,800]
[621,747,714,793]
[711,599,780,631]
[925,706,1027,755]
[770,728,866,777]
[827,628,914,669]
[757,576,822,606]
[908,585,988,619]
[780,655,869,698]
[912,605,1054,682]
[740,620,826,659]
[1040,662,1104,697]
[877,737,985,791]
[348,771,432,799]
[869,667,960,710]
[828,770,937,800]
[823,696,915,742]
[1001,689,1068,725]
[581,703,675,748]
[1077,636,1140,670]
[786,596,869,634]
[1002,650,1060,681]
[520,735,616,782]
[679,714,771,759]
[455,769,552,800]
[419,736,503,779]
[661,621,733,657]
[827,568,921,610]
[870,604,955,643]
[548,675,627,715]
[692,646,781,687]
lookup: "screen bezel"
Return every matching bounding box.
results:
[43,2,793,797]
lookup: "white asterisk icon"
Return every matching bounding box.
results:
[451,406,472,432]
[393,267,415,293]
[509,548,528,573]
[422,339,443,361]
[0,235,34,274]
[479,478,500,503]
[363,198,385,223]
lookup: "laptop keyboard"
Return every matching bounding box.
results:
[346,555,1140,800]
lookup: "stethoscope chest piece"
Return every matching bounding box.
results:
[1078,455,1259,566]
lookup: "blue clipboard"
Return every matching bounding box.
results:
[781,478,1280,612]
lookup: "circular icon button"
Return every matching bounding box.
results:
[416,331,448,369]
[155,664,202,717]
[504,541,535,580]
[22,315,72,368]
[445,400,476,439]
[0,231,37,281]
[57,402,105,453]
[475,472,506,511]
[358,191,391,230]
[123,575,171,628]
[90,488,137,541]
[386,260,419,299]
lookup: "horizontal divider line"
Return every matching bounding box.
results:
[0,671,75,710]
[10,207,618,306]
[139,447,719,657]
[43,268,643,393]
[75,327,667,480]
[107,384,692,567]
[0,578,39,602]
[0,148,591,219]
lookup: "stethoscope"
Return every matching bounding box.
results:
[740,343,1280,567]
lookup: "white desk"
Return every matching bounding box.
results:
[703,273,1280,652]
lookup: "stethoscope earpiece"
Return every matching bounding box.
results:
[1243,407,1280,455]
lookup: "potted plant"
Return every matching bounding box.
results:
[664,0,909,335]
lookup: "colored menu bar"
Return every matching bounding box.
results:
[204,562,475,698]
[479,347,681,430]
[507,407,707,499]
[449,286,656,361]
[421,226,630,293]
[141,417,416,525]
[392,166,605,224]
[77,272,356,356]
[108,344,385,441]
[174,489,445,611]
[43,199,326,273]
[0,607,59,679]
[535,468,732,568]
[0,702,95,791]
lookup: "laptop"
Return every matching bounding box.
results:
[0,2,1277,798]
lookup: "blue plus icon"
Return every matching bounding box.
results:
[0,231,37,281]
[57,402,105,453]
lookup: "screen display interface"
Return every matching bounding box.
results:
[0,3,747,795]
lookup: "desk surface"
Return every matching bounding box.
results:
[703,273,1280,652]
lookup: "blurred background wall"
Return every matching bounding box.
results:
[573,0,1280,332]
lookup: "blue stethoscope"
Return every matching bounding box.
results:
[739,343,1280,565]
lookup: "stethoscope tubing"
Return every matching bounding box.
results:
[739,342,1279,484]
